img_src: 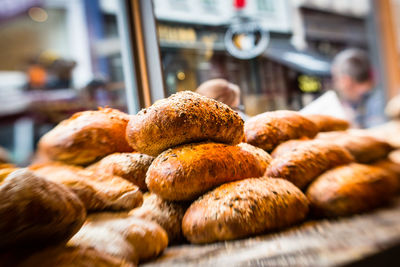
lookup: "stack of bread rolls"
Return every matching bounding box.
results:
[1,91,399,266]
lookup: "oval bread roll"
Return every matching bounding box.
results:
[305,114,350,132]
[146,142,267,201]
[87,152,154,191]
[244,110,318,151]
[38,108,133,165]
[317,130,394,163]
[0,169,86,249]
[30,163,143,211]
[129,193,187,243]
[126,91,244,156]
[69,213,168,264]
[266,140,354,189]
[182,178,309,244]
[306,163,399,217]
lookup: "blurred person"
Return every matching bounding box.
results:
[331,48,375,128]
[196,78,248,121]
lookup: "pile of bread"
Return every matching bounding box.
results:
[1,91,399,266]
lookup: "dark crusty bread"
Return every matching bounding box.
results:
[126,91,244,156]
[317,130,394,163]
[237,142,272,171]
[146,142,266,201]
[306,163,399,217]
[38,108,133,165]
[87,152,154,191]
[266,140,354,189]
[0,169,86,250]
[68,213,168,264]
[15,246,135,267]
[244,110,318,151]
[129,193,187,243]
[30,163,143,211]
[182,178,309,244]
[305,114,350,132]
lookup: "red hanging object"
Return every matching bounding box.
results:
[234,0,246,9]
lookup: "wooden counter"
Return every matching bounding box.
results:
[144,197,400,266]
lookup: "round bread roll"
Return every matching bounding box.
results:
[38,108,133,165]
[87,152,154,191]
[244,110,318,152]
[307,163,399,217]
[126,91,244,156]
[237,143,272,171]
[182,178,309,244]
[0,169,86,250]
[266,140,354,189]
[146,142,266,201]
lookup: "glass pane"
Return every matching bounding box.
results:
[0,0,128,165]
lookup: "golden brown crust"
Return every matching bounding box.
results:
[17,246,136,267]
[317,130,394,163]
[182,178,309,244]
[146,142,266,201]
[68,213,168,263]
[29,163,143,211]
[306,163,399,217]
[0,169,86,250]
[270,139,308,158]
[371,158,400,186]
[237,143,272,171]
[265,140,354,189]
[244,110,318,151]
[126,91,244,156]
[87,153,154,191]
[38,108,133,165]
[129,193,187,243]
[367,121,400,148]
[305,114,350,132]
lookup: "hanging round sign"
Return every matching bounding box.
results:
[225,20,269,60]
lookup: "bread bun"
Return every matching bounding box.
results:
[146,142,266,201]
[182,178,309,244]
[307,163,399,217]
[38,108,133,165]
[0,169,86,249]
[126,91,244,156]
[87,152,154,191]
[244,110,318,151]
[305,114,350,132]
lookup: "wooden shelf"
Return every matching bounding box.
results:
[144,197,400,266]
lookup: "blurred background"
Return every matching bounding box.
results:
[0,0,399,165]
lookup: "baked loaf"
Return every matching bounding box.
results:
[38,108,133,165]
[182,178,309,244]
[87,152,154,191]
[130,193,187,243]
[237,143,272,171]
[0,169,86,250]
[69,213,168,264]
[305,114,350,132]
[265,140,354,189]
[306,163,399,217]
[367,121,400,148]
[126,91,244,156]
[317,130,394,163]
[271,139,307,158]
[146,142,266,201]
[16,246,135,267]
[244,110,318,151]
[30,163,143,211]
[372,159,400,183]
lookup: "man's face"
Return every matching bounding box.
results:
[332,71,372,102]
